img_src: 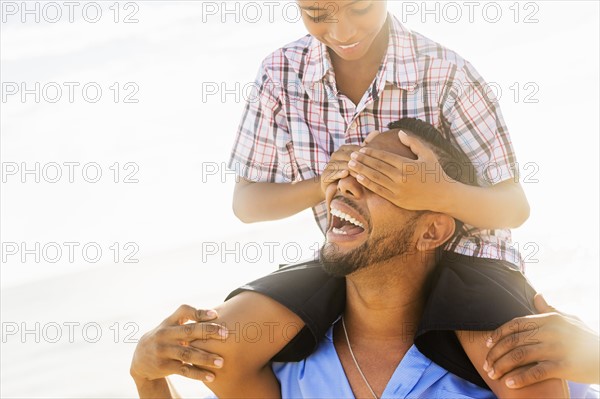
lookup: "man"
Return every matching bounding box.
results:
[270,128,493,397]
[132,124,591,398]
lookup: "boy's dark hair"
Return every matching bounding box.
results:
[388,118,478,187]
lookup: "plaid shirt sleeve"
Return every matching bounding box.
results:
[227,60,298,183]
[443,60,518,186]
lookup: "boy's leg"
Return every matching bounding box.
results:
[415,251,537,387]
[458,329,569,398]
[194,260,345,397]
[225,259,346,361]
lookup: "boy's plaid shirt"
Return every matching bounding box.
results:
[228,15,524,270]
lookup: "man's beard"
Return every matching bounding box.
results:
[319,216,420,278]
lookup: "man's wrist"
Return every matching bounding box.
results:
[132,373,172,398]
[130,369,159,388]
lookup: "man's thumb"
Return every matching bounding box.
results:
[534,293,557,313]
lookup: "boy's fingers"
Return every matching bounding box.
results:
[362,130,381,146]
[398,130,436,161]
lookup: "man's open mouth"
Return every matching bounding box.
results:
[329,205,366,236]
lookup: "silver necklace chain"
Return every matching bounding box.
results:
[341,316,379,399]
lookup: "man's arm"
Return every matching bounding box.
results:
[457,330,570,398]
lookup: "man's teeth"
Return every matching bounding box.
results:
[340,42,359,49]
[330,208,364,229]
[332,227,347,235]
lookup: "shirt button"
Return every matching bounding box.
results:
[350,121,357,130]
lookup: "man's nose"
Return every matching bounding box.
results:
[336,174,364,198]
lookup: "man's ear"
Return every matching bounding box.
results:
[415,213,456,252]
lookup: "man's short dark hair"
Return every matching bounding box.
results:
[388,118,478,187]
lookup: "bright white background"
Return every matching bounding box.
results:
[1,1,598,397]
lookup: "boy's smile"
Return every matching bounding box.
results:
[297,0,389,62]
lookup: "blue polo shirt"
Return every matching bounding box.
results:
[272,323,494,398]
[272,322,598,399]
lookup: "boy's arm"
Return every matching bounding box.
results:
[349,134,530,230]
[233,144,361,223]
[457,330,569,398]
[233,178,323,223]
[442,178,529,229]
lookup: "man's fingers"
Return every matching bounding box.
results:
[166,360,216,383]
[502,362,558,389]
[487,316,541,348]
[486,343,546,380]
[196,309,219,321]
[163,322,228,341]
[164,345,224,369]
[487,328,542,363]
[533,293,557,314]
[164,304,213,326]
[533,293,579,320]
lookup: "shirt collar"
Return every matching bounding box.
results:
[302,34,333,85]
[301,14,419,91]
[384,15,419,91]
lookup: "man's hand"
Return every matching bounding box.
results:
[130,305,228,384]
[484,294,600,388]
[347,131,451,211]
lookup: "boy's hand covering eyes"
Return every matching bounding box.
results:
[319,130,381,195]
[320,144,362,194]
[348,131,451,211]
